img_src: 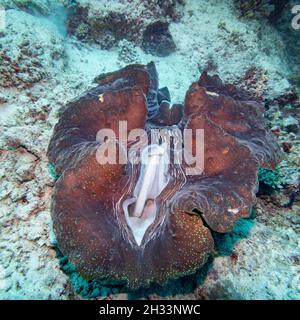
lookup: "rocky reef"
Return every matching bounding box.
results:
[65,0,183,54]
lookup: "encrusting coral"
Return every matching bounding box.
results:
[47,63,282,289]
[65,0,182,54]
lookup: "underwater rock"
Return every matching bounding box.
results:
[282,116,299,134]
[66,0,183,50]
[142,21,176,57]
[47,63,282,289]
[274,89,299,107]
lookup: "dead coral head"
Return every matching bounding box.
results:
[48,63,282,289]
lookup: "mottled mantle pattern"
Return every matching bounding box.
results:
[47,63,281,288]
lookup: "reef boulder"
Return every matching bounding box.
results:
[66,0,183,55]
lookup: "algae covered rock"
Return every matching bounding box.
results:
[142,21,176,57]
[66,0,183,55]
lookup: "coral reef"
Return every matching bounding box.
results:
[258,161,299,190]
[66,0,184,53]
[0,0,299,300]
[47,63,281,288]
